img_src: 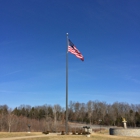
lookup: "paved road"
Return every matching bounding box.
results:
[69,122,117,129]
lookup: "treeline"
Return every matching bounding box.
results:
[0,101,140,132]
[0,104,65,132]
[68,101,140,127]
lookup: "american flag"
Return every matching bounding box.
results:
[68,39,84,61]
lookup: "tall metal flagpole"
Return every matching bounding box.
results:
[66,33,69,134]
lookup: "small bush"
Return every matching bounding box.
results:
[42,131,49,134]
[72,131,76,135]
[82,131,86,135]
[78,130,82,135]
[61,131,65,135]
[82,132,90,135]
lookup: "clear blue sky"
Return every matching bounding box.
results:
[0,0,140,108]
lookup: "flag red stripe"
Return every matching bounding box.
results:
[68,46,84,61]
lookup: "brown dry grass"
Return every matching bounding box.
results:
[19,135,140,140]
[0,132,42,138]
[0,131,140,140]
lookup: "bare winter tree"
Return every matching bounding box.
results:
[98,102,107,122]
[7,109,17,132]
[79,103,86,123]
[87,101,93,124]
[53,104,62,132]
[92,101,100,124]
